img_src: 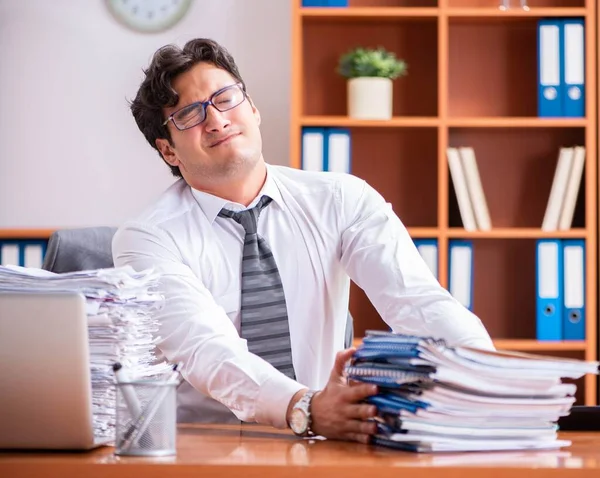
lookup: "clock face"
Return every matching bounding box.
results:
[106,0,193,33]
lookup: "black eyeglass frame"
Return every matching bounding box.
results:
[162,82,247,131]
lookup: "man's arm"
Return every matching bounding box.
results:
[112,221,304,428]
[338,176,495,350]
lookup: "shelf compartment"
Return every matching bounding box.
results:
[350,128,438,228]
[448,127,586,229]
[302,19,438,117]
[448,18,557,118]
[348,127,438,339]
[455,239,580,342]
[447,0,584,7]
[464,239,537,339]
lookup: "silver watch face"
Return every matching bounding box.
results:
[290,408,309,435]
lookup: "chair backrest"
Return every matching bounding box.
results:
[41,226,354,347]
[42,227,118,273]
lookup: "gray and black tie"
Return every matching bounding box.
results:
[218,196,296,379]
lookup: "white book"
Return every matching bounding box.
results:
[558,145,586,230]
[416,242,438,279]
[0,244,20,266]
[446,147,477,231]
[23,244,44,269]
[459,147,491,230]
[327,130,351,173]
[301,129,324,171]
[542,147,575,231]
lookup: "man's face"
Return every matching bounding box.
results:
[157,62,262,184]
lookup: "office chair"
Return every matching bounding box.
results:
[42,227,354,348]
[42,227,117,273]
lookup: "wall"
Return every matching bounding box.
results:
[0,0,291,228]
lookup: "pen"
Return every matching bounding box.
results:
[113,362,154,449]
[112,362,143,417]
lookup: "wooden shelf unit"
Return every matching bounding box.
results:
[290,0,597,404]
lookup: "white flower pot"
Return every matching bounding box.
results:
[347,77,393,120]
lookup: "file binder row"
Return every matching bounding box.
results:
[301,127,351,173]
[301,0,347,6]
[538,18,585,118]
[0,240,47,269]
[536,239,585,341]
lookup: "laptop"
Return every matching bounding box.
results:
[0,291,110,450]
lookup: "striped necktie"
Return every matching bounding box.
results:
[218,196,296,379]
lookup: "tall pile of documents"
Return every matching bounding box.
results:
[0,265,171,441]
[347,331,599,453]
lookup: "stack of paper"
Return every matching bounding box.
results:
[346,331,599,453]
[0,264,171,440]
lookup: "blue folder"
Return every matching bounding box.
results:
[561,18,585,117]
[535,239,563,340]
[537,19,564,117]
[561,239,585,340]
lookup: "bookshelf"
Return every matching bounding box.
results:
[290,0,597,404]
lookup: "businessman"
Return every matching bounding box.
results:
[113,38,494,444]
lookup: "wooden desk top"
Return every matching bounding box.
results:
[1,424,600,478]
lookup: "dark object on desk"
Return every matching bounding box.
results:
[558,406,600,431]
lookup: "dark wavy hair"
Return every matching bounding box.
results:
[130,38,246,178]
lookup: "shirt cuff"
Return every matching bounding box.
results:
[255,374,306,429]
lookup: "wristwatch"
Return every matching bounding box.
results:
[289,390,317,437]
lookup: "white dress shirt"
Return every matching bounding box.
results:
[112,164,494,429]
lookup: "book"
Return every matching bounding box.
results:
[459,146,492,231]
[542,147,575,231]
[446,147,477,231]
[558,145,586,230]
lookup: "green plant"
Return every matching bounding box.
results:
[337,46,408,80]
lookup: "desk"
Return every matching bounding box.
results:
[1,424,600,478]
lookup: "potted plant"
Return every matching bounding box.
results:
[337,46,408,120]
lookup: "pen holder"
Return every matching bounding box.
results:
[114,380,177,457]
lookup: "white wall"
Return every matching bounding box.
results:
[0,0,291,228]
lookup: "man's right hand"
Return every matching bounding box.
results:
[309,348,379,444]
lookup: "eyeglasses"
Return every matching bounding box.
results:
[162,83,247,131]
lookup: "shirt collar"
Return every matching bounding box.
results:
[190,163,285,224]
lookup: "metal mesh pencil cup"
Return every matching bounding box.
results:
[114,379,177,456]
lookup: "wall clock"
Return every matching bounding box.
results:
[106,0,193,33]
